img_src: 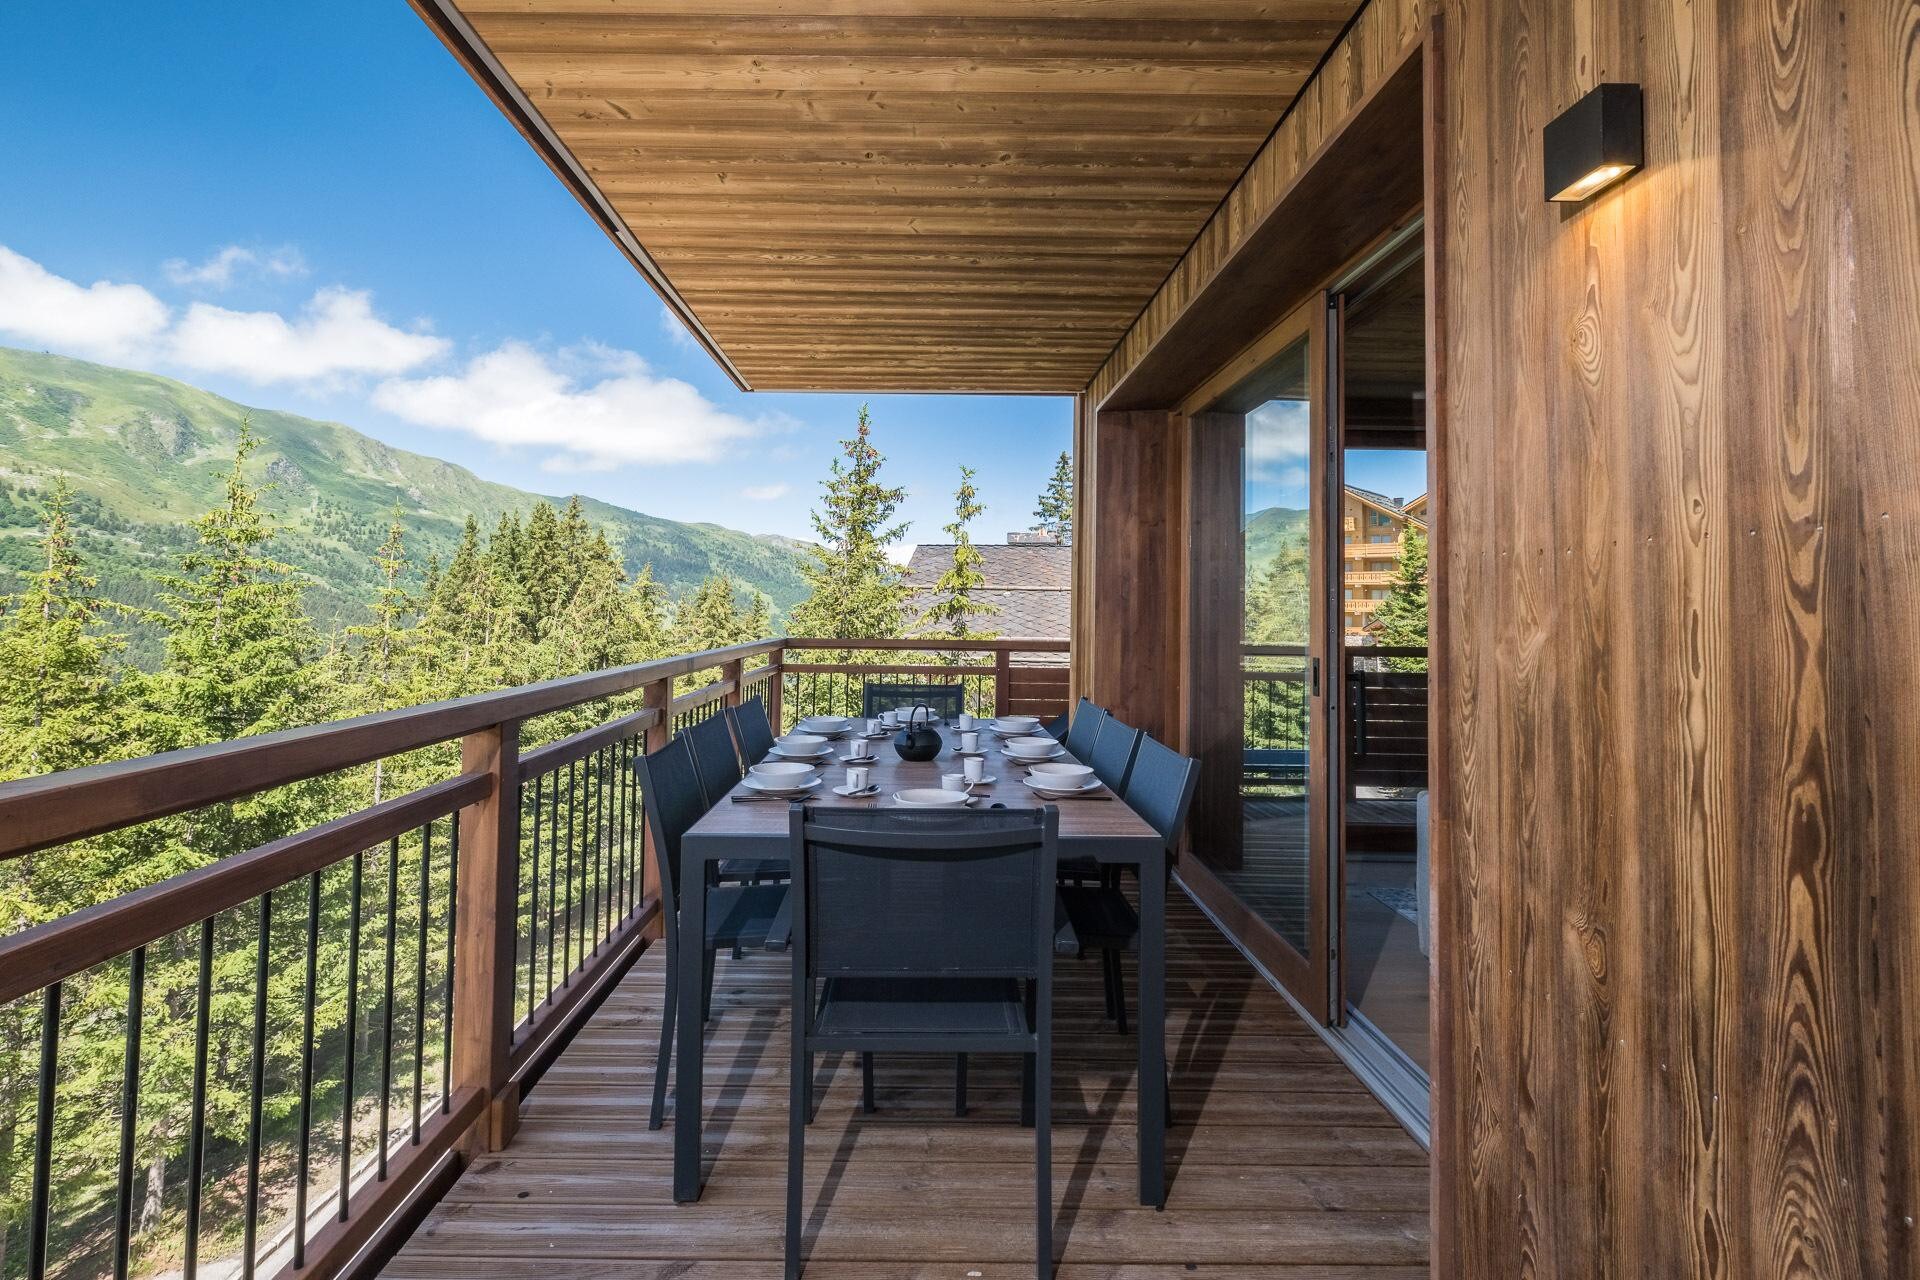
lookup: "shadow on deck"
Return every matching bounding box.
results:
[383,891,1429,1277]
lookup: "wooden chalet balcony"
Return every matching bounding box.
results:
[0,635,1425,1280]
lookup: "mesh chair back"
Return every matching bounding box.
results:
[729,696,777,766]
[1122,734,1200,851]
[861,682,965,722]
[683,712,743,806]
[789,808,1058,980]
[1089,718,1142,791]
[634,737,705,913]
[1063,698,1107,760]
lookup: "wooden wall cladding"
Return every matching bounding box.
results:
[1082,409,1184,746]
[1432,1,1920,1277]
[1086,0,1425,408]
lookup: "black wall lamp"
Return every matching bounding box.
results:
[1544,83,1643,203]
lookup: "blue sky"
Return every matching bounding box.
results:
[0,3,1421,545]
[0,2,1071,547]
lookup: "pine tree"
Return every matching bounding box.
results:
[1033,450,1074,545]
[1370,526,1428,671]
[918,466,997,643]
[671,574,758,653]
[788,405,910,643]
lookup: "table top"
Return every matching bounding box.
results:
[683,730,1162,854]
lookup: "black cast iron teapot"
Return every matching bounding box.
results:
[891,704,943,762]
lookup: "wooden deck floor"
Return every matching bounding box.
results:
[383,890,1429,1278]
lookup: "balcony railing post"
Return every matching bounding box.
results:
[452,719,521,1154]
[639,678,671,937]
[993,648,1012,719]
[767,644,785,731]
[721,656,745,709]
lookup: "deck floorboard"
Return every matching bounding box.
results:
[383,891,1429,1277]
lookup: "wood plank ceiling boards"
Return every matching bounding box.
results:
[412,0,1365,393]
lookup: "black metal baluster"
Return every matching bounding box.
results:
[414,821,431,1143]
[340,851,363,1219]
[544,774,558,1003]
[242,892,272,1279]
[27,982,60,1280]
[113,948,144,1280]
[599,746,612,939]
[562,759,577,977]
[442,817,456,1113]
[295,869,319,1268]
[379,835,399,1179]
[184,917,214,1278]
[527,773,542,1019]
[587,748,600,952]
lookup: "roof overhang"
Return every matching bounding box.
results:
[410,0,1364,395]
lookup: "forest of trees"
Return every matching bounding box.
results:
[0,405,1051,1278]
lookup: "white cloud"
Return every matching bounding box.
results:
[0,245,171,362]
[741,483,791,502]
[168,287,449,384]
[163,244,308,288]
[1246,399,1310,483]
[658,307,700,353]
[374,340,762,470]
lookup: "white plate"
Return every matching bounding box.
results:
[798,716,852,734]
[892,788,972,807]
[839,753,879,765]
[742,774,821,795]
[1020,774,1101,794]
[832,783,881,798]
[770,748,832,763]
[964,775,999,788]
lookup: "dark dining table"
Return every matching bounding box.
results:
[675,727,1169,1206]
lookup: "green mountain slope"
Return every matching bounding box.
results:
[1245,505,1309,572]
[0,347,807,663]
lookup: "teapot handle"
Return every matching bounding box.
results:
[910,702,930,727]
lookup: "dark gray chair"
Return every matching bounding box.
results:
[634,737,790,1131]
[861,681,964,722]
[785,805,1058,1280]
[683,712,784,886]
[1088,717,1143,793]
[728,696,778,766]
[683,711,743,805]
[1062,697,1106,761]
[1057,734,1198,1036]
[1041,711,1069,742]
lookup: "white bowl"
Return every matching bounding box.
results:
[797,716,852,734]
[776,733,828,749]
[991,715,1041,732]
[1027,762,1095,786]
[893,788,971,807]
[1004,736,1060,757]
[749,761,817,781]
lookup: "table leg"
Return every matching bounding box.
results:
[673,849,706,1202]
[1137,855,1166,1207]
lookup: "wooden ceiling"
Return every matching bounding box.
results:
[415,0,1361,393]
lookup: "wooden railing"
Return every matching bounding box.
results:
[776,637,1072,730]
[0,633,1076,1280]
[0,638,781,1280]
[1238,644,1430,799]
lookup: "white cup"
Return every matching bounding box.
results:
[941,772,967,792]
[847,766,871,792]
[865,718,882,736]
[963,756,985,783]
[960,730,980,753]
[881,709,898,729]
[957,712,975,730]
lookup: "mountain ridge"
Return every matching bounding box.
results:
[0,346,809,663]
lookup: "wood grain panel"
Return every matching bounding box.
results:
[1085,410,1184,744]
[1432,0,1920,1276]
[1088,0,1427,407]
[422,0,1366,392]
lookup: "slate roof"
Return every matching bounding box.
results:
[901,542,1072,640]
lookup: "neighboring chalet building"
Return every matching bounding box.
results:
[901,532,1071,643]
[1341,486,1427,639]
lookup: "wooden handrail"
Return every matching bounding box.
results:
[782,636,1068,653]
[0,638,783,861]
[0,773,489,1005]
[517,708,658,781]
[670,677,736,717]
